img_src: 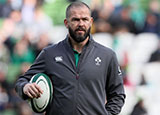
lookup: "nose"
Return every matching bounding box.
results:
[78,19,84,26]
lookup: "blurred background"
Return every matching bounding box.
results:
[0,0,160,115]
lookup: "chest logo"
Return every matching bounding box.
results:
[55,56,63,62]
[95,57,101,66]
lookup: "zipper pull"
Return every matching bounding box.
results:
[76,73,79,80]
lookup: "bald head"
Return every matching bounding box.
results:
[66,2,91,19]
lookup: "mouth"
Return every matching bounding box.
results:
[77,30,84,32]
[76,29,85,33]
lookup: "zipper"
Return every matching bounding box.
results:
[74,71,79,114]
[76,73,79,80]
[73,41,89,114]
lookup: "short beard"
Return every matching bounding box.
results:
[69,26,90,43]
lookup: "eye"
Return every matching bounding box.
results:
[82,18,89,21]
[72,18,80,22]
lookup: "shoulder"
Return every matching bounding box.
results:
[92,39,115,56]
[43,40,64,52]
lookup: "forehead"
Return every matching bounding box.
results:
[69,6,91,18]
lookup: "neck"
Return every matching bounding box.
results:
[69,36,89,53]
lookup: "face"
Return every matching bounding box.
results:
[64,6,93,43]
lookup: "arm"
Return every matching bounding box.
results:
[15,49,46,100]
[105,52,126,115]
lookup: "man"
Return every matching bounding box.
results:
[15,2,125,115]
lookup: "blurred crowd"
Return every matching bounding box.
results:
[0,0,160,115]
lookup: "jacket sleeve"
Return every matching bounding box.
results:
[15,49,46,100]
[105,52,126,115]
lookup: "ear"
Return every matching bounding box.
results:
[90,17,94,26]
[64,19,68,28]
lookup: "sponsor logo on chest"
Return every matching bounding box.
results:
[55,56,63,62]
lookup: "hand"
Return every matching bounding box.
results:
[23,83,43,99]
